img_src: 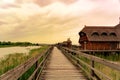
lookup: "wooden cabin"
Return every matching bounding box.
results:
[58,38,72,48]
[79,23,120,50]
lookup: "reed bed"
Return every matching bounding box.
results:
[0,45,49,76]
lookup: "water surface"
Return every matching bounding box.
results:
[0,46,40,59]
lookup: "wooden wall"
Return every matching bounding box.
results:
[80,41,118,50]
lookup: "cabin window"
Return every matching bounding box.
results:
[109,33,117,37]
[91,32,99,36]
[101,32,107,36]
[79,32,86,37]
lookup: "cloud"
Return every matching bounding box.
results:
[0,0,96,17]
[5,13,81,41]
[0,0,120,44]
[15,0,77,6]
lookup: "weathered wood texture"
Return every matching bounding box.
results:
[80,41,118,50]
[40,47,87,80]
[60,47,120,80]
[0,46,53,80]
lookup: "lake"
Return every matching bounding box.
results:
[0,46,40,59]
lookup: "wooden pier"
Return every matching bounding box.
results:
[40,47,87,80]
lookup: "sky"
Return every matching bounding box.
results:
[0,0,120,44]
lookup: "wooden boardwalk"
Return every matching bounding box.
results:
[40,47,87,80]
[1,46,120,80]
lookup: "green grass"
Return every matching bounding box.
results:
[77,53,120,80]
[0,53,28,75]
[93,53,120,80]
[94,62,120,80]
[18,64,36,80]
[0,45,49,76]
[94,52,120,62]
[0,45,16,48]
[77,55,91,79]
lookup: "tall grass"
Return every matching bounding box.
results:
[18,45,49,80]
[0,45,49,76]
[94,62,120,80]
[94,52,120,62]
[0,53,28,75]
[93,52,120,80]
[77,52,120,80]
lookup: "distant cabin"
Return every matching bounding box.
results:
[79,23,120,50]
[58,38,72,48]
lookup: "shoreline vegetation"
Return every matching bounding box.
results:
[0,41,39,48]
[0,45,49,76]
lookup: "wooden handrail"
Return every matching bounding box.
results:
[0,46,53,80]
[60,47,120,80]
[64,47,120,71]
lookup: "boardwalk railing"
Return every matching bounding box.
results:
[59,46,120,80]
[0,46,53,80]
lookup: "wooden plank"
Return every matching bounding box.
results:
[40,47,87,80]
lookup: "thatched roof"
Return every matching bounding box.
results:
[79,23,120,42]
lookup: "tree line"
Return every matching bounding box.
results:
[0,41,39,47]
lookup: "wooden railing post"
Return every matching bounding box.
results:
[35,61,39,69]
[91,60,95,77]
[91,52,95,77]
[34,60,39,79]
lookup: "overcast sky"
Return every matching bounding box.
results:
[0,0,120,44]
